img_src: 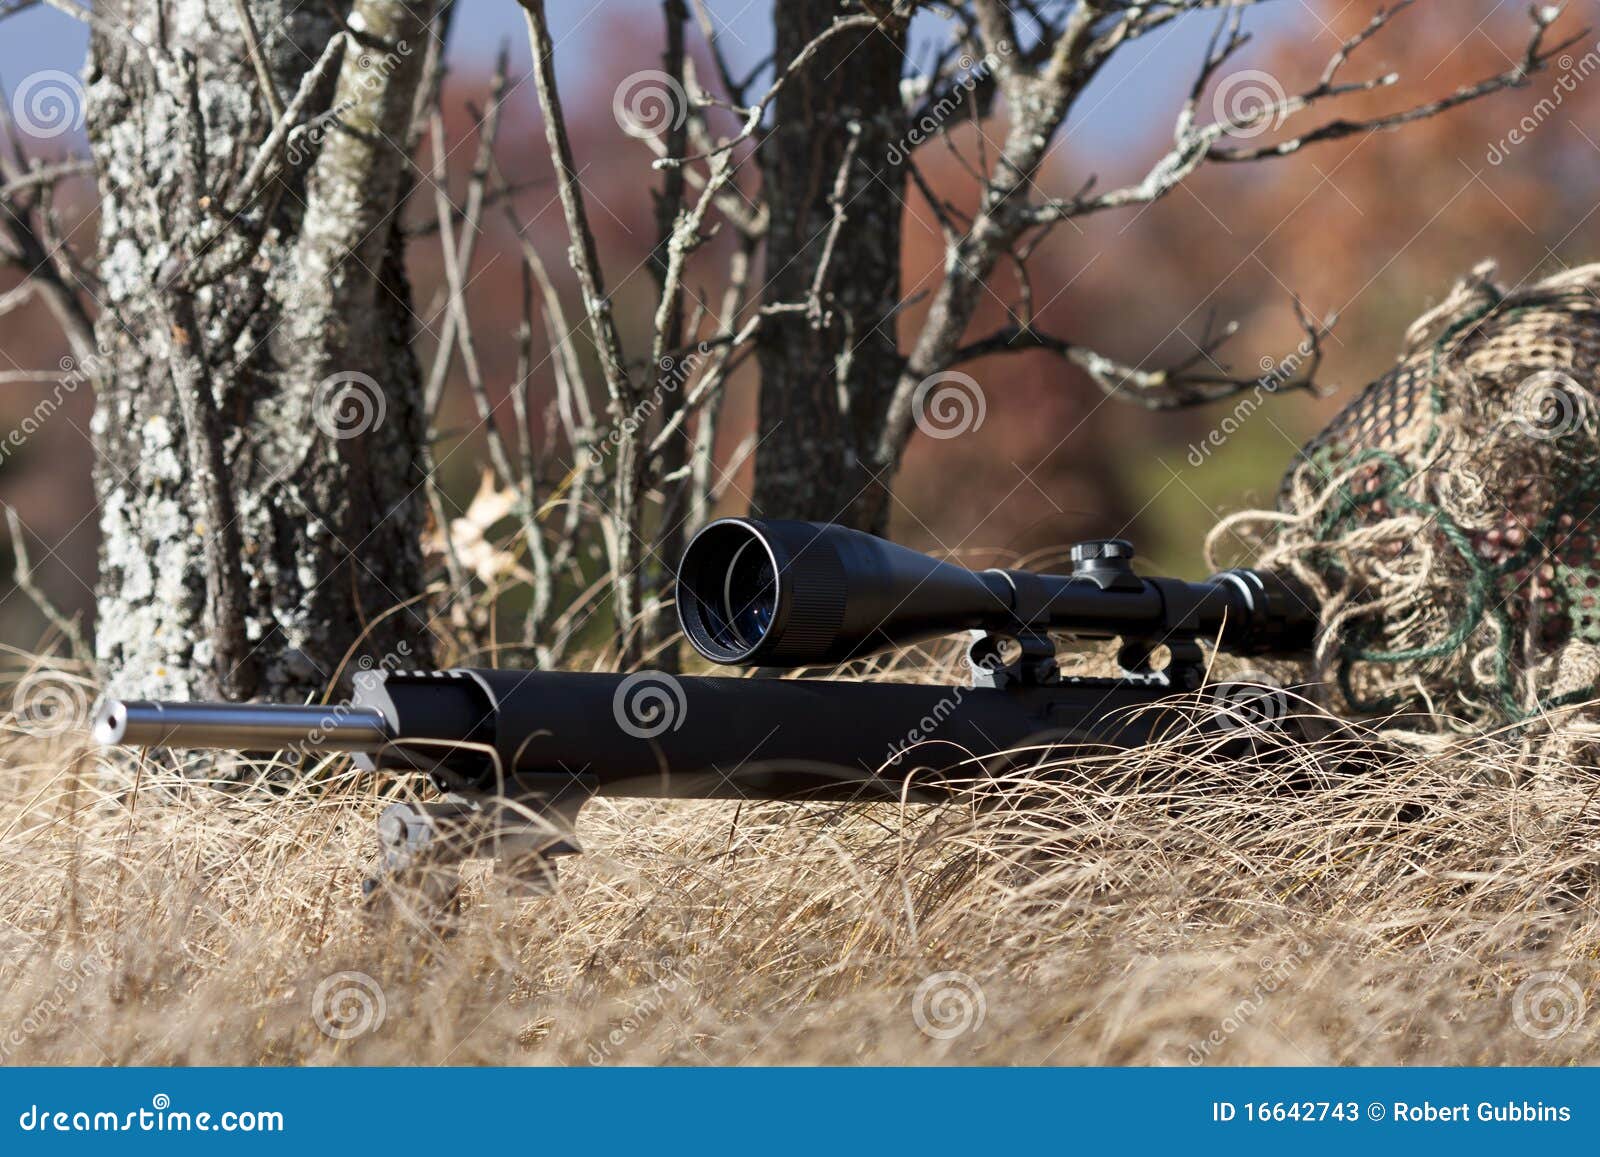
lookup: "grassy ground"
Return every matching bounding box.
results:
[2,671,1598,1066]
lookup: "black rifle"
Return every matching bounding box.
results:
[94,519,1316,892]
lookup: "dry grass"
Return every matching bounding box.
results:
[3,661,1600,1066]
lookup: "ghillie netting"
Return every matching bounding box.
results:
[1210,262,1600,737]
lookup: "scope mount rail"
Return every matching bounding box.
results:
[94,520,1317,899]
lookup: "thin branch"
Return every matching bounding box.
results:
[520,0,645,655]
[230,0,286,122]
[806,125,862,327]
[0,159,93,205]
[423,45,510,417]
[1032,2,1575,221]
[3,505,89,659]
[1214,11,1581,161]
[689,0,748,106]
[951,298,1336,410]
[517,0,632,407]
[655,11,885,168]
[223,31,348,215]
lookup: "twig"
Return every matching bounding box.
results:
[0,159,94,205]
[3,506,89,660]
[950,298,1336,410]
[230,0,286,122]
[423,45,510,417]
[223,31,349,215]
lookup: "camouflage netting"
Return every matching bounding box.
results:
[1209,261,1600,734]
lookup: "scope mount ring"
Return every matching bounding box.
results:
[967,628,1060,690]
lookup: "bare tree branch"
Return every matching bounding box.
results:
[519,0,646,658]
[4,505,89,659]
[229,0,286,122]
[858,0,1578,528]
[952,296,1336,409]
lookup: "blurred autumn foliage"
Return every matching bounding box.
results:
[1,0,1596,650]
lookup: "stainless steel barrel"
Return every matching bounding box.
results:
[93,700,392,752]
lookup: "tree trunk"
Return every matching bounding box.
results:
[86,0,436,701]
[752,2,905,533]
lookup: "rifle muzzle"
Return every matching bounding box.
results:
[93,700,392,752]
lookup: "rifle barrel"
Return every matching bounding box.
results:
[94,700,392,752]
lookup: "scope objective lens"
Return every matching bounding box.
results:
[723,538,776,649]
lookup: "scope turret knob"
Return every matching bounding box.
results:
[1070,539,1141,590]
[1071,539,1134,564]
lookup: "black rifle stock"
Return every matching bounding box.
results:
[94,519,1317,892]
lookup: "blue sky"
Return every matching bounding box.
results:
[0,0,1305,154]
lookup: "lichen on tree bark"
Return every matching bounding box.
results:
[87,0,436,700]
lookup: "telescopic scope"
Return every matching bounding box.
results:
[675,518,1314,668]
